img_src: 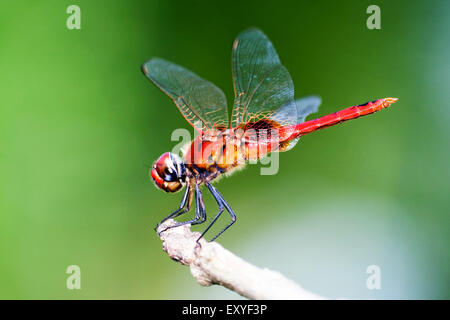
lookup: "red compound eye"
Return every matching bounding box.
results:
[150,166,165,189]
[154,152,171,177]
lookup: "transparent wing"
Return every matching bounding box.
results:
[275,96,321,151]
[272,96,321,124]
[231,29,296,128]
[242,96,320,146]
[142,58,229,133]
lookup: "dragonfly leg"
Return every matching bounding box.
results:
[197,182,236,242]
[155,185,192,232]
[161,184,206,232]
[191,184,207,226]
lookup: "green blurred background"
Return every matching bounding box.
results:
[0,0,449,299]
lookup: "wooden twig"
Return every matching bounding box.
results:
[157,219,325,300]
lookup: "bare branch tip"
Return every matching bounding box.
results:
[156,219,325,300]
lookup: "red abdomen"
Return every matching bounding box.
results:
[280,97,398,141]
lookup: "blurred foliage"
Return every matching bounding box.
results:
[0,0,448,299]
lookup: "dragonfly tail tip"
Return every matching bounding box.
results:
[385,97,399,104]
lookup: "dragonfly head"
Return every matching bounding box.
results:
[150,152,186,193]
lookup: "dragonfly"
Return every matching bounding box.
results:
[142,28,398,242]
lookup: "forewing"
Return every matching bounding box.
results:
[142,58,228,133]
[231,29,296,128]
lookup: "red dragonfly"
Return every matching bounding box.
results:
[142,29,397,242]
